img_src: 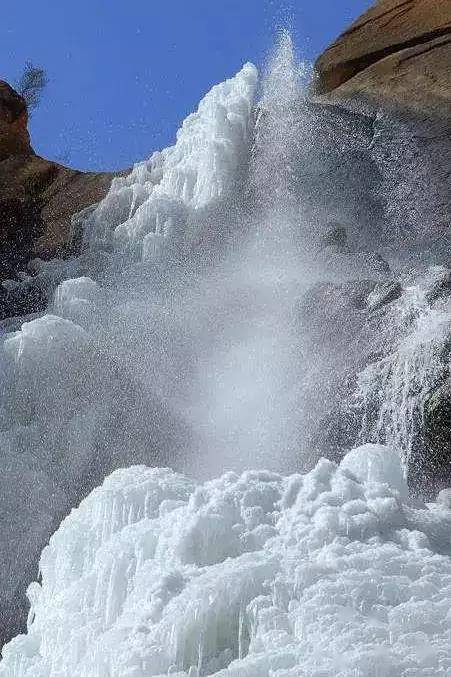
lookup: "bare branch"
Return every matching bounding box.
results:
[16,61,48,115]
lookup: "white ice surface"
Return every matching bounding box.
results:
[0,62,259,643]
[340,443,408,498]
[3,445,451,677]
[87,62,257,261]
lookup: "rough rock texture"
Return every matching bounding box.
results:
[311,0,451,252]
[0,81,117,319]
[314,0,451,117]
[307,0,451,495]
[424,379,451,484]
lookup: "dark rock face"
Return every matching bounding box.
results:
[0,81,118,319]
[296,277,391,459]
[0,81,32,160]
[424,380,451,490]
[299,0,451,497]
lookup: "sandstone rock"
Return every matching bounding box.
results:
[314,0,451,117]
[312,0,451,251]
[0,81,32,160]
[0,81,119,319]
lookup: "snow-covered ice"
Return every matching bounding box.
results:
[3,444,451,677]
[86,62,257,261]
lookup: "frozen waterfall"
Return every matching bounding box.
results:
[2,31,451,677]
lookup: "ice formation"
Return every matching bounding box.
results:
[2,32,451,677]
[86,62,258,262]
[3,444,451,677]
[0,62,262,646]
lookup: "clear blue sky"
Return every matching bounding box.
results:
[2,1,372,172]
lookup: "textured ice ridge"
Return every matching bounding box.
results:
[86,62,258,262]
[3,444,451,677]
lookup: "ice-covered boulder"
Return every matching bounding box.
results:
[3,447,451,676]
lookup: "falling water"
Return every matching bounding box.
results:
[251,30,313,247]
[0,39,310,650]
[355,267,451,476]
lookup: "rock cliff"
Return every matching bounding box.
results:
[0,81,116,318]
[311,0,450,253]
[309,0,451,491]
[314,0,451,117]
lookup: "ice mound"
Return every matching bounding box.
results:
[340,443,408,498]
[1,314,91,425]
[86,62,258,261]
[3,446,451,677]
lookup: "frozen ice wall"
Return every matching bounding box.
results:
[86,62,257,262]
[3,444,451,677]
[0,63,260,645]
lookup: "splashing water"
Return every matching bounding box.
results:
[0,36,317,646]
[251,30,312,238]
[355,267,451,475]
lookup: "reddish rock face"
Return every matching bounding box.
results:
[0,80,120,318]
[314,0,451,116]
[0,81,33,160]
